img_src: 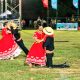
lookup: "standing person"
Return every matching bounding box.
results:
[37,17,42,25]
[0,22,21,60]
[25,25,46,67]
[43,27,54,68]
[29,19,33,28]
[9,22,29,55]
[21,19,26,29]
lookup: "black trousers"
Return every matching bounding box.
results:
[16,40,29,55]
[46,53,54,67]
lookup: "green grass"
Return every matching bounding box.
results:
[0,30,80,80]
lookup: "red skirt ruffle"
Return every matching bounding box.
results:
[26,42,46,66]
[0,34,21,59]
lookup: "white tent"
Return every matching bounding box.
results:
[0,10,12,17]
[5,10,12,15]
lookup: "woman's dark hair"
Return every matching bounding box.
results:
[3,22,8,27]
[36,24,41,29]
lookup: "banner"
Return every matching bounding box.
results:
[51,0,57,10]
[56,23,78,30]
[73,0,78,8]
[42,0,48,8]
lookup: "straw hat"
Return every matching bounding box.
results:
[11,22,17,29]
[43,27,54,35]
[7,22,17,29]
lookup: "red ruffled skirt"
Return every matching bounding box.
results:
[26,42,46,66]
[0,34,21,59]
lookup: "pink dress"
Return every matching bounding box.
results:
[0,28,21,59]
[26,31,46,66]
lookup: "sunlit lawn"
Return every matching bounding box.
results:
[0,30,80,80]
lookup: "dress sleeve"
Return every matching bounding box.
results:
[33,32,38,38]
[1,28,7,37]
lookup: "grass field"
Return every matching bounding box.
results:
[0,30,80,80]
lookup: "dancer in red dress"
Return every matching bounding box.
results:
[25,25,46,67]
[0,22,21,60]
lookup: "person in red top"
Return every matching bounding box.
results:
[25,25,46,67]
[0,22,21,60]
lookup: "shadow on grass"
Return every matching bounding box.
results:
[53,62,70,68]
[55,41,69,42]
[25,62,70,69]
